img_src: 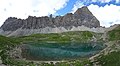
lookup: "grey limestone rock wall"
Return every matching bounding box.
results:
[0,6,101,36]
[0,6,100,31]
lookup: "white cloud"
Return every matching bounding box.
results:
[116,0,120,3]
[92,0,120,3]
[71,0,84,13]
[71,0,120,27]
[101,0,111,3]
[88,4,120,27]
[0,0,69,26]
[91,0,97,2]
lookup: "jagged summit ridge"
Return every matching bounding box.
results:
[0,6,101,36]
[1,6,100,31]
[74,6,93,15]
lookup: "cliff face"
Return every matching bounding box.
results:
[0,6,101,36]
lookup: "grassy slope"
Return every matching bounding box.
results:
[92,40,120,66]
[0,35,20,51]
[17,31,103,43]
[92,25,120,66]
[107,25,120,41]
[96,51,120,66]
[0,36,93,66]
[1,28,120,66]
[0,31,103,66]
[0,35,20,64]
[2,29,120,66]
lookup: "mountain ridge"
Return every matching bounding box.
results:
[0,6,101,36]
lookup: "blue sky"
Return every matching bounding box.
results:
[57,0,120,15]
[0,0,120,27]
[56,0,76,15]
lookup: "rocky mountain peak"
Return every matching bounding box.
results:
[0,6,100,36]
[74,6,92,15]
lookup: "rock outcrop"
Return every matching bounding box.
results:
[0,6,101,36]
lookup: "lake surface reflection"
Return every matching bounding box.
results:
[22,42,106,61]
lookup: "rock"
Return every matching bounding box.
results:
[0,57,6,66]
[9,46,22,59]
[1,17,23,31]
[0,57,2,64]
[0,6,101,36]
[74,6,100,28]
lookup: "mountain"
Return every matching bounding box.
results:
[0,6,100,36]
[0,6,120,66]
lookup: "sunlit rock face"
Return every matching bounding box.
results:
[0,6,100,36]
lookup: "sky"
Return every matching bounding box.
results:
[0,0,120,27]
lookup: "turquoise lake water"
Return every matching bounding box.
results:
[22,42,106,61]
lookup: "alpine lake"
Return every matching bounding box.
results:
[21,42,106,61]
